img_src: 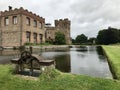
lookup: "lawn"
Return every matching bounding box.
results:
[102,45,120,79]
[0,45,120,90]
[0,64,120,90]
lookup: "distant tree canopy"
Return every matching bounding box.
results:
[75,34,88,44]
[55,32,66,45]
[72,39,76,44]
[97,27,120,45]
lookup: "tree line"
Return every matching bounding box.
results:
[72,34,96,45]
[72,27,120,45]
[46,27,120,45]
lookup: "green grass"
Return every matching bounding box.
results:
[102,45,120,79]
[0,65,120,90]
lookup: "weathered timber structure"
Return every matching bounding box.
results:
[11,51,54,75]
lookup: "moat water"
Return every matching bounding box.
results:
[0,46,112,78]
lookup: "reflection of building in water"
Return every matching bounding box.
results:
[0,50,20,56]
[55,54,71,72]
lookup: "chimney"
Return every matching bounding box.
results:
[8,6,12,11]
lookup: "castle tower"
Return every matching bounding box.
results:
[55,18,71,44]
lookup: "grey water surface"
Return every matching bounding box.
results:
[41,46,113,79]
[0,46,113,78]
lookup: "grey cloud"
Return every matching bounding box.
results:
[1,0,120,38]
[71,0,120,22]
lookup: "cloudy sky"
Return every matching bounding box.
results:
[0,0,120,38]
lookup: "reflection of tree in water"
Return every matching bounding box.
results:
[88,46,96,51]
[96,46,106,62]
[77,53,86,58]
[76,46,88,52]
[55,54,70,73]
[96,46,104,55]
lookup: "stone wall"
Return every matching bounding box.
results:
[46,18,71,44]
[22,15,45,45]
[55,18,71,44]
[0,7,45,47]
[45,27,56,42]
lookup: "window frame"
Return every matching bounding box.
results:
[13,16,17,24]
[34,20,37,27]
[26,17,30,26]
[33,33,37,43]
[4,17,9,26]
[26,31,31,43]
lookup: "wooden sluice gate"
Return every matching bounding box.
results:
[11,51,55,76]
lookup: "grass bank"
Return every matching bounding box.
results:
[0,65,120,90]
[102,45,120,79]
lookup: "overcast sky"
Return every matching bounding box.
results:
[1,0,120,38]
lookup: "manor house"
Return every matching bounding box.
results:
[0,6,71,47]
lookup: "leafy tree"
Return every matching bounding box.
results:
[72,39,76,44]
[55,32,66,45]
[75,34,88,44]
[97,27,119,45]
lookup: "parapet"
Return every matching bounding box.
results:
[1,6,45,23]
[54,18,70,28]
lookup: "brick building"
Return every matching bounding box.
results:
[0,6,45,47]
[0,6,71,47]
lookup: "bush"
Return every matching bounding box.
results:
[39,68,61,81]
[55,32,66,45]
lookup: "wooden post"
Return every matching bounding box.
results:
[29,47,33,54]
[20,64,24,72]
[30,61,33,76]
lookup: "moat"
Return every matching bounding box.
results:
[0,46,112,78]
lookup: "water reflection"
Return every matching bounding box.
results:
[0,46,113,78]
[41,46,112,78]
[96,46,107,62]
[76,46,88,52]
[55,55,70,72]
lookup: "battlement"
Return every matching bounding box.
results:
[55,18,70,29]
[0,6,45,23]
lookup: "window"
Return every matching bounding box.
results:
[34,20,37,27]
[26,17,30,25]
[13,16,17,24]
[39,34,43,43]
[39,22,42,29]
[26,31,31,42]
[4,17,9,25]
[33,33,37,43]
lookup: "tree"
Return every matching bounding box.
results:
[97,27,119,45]
[72,39,76,44]
[55,32,66,45]
[75,34,88,44]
